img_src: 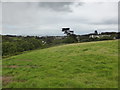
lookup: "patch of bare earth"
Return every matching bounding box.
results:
[2,76,26,86]
[3,65,19,68]
[2,76,13,86]
[3,65,39,68]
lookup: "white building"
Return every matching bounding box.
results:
[89,35,111,38]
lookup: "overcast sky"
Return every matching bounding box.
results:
[1,1,118,36]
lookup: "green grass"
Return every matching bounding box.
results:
[2,40,119,88]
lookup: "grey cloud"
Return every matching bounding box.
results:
[38,2,83,12]
[92,19,117,25]
[2,2,118,36]
[102,19,118,25]
[76,2,85,6]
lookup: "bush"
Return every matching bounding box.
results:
[2,36,44,57]
[63,35,77,43]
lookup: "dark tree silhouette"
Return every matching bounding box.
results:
[94,30,98,35]
[62,28,78,43]
[62,28,74,36]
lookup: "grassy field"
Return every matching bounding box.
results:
[2,40,118,88]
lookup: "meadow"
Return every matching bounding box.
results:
[2,40,118,88]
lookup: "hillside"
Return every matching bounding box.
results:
[2,40,118,88]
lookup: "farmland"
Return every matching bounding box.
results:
[2,40,118,88]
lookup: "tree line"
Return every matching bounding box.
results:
[2,36,46,57]
[2,29,120,57]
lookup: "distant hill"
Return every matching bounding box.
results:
[3,40,118,88]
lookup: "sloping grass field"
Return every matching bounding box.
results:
[2,40,118,88]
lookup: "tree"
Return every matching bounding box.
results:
[94,30,98,35]
[62,28,75,35]
[62,28,78,43]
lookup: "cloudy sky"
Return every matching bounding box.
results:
[1,0,118,36]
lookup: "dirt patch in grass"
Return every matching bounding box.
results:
[3,65,19,68]
[2,76,13,86]
[2,76,27,86]
[3,65,39,68]
[0,76,2,81]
